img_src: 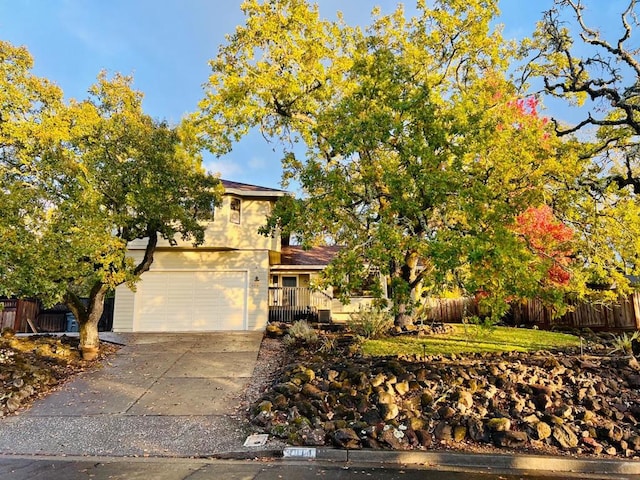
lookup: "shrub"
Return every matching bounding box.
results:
[609,331,640,356]
[283,320,318,347]
[348,305,393,339]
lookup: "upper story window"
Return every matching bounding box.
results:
[230,197,241,224]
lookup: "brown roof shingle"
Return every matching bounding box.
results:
[280,245,342,266]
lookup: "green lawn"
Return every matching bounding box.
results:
[362,324,582,357]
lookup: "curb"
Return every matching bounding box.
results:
[282,447,640,475]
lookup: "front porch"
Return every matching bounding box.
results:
[268,287,332,323]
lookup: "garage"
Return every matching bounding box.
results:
[133,270,248,331]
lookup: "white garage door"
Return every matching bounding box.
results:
[134,271,247,331]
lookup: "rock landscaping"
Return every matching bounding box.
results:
[251,332,640,459]
[0,330,117,416]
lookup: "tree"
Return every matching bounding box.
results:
[0,41,222,353]
[528,0,640,292]
[194,0,583,325]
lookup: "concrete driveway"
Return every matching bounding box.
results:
[0,332,266,457]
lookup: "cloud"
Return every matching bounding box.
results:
[248,156,267,170]
[205,159,243,178]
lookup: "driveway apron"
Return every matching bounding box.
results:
[0,332,264,457]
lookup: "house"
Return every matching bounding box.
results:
[113,179,381,332]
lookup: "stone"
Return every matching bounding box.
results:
[628,435,640,451]
[332,428,361,449]
[395,381,410,396]
[456,390,474,409]
[536,422,552,440]
[380,428,406,449]
[274,382,300,395]
[256,400,273,413]
[302,383,324,400]
[486,417,511,432]
[377,391,395,405]
[627,375,640,389]
[581,436,604,454]
[453,425,467,442]
[438,405,456,419]
[302,428,326,446]
[607,424,624,443]
[371,373,386,387]
[434,421,453,441]
[381,403,399,421]
[532,393,552,411]
[407,417,426,431]
[421,392,434,407]
[494,430,528,448]
[553,425,578,449]
[415,429,433,448]
[468,417,490,443]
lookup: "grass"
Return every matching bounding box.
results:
[361,324,582,357]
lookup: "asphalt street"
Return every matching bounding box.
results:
[0,458,635,480]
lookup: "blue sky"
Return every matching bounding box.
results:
[0,1,626,189]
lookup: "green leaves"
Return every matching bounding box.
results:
[0,40,221,335]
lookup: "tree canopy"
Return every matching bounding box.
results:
[0,40,222,348]
[529,0,640,294]
[194,0,602,325]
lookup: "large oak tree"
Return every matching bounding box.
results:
[0,41,222,352]
[194,0,589,325]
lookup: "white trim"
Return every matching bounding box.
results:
[224,188,288,198]
[271,265,325,271]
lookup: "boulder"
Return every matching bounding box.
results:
[332,428,361,449]
[553,424,579,449]
[486,417,511,432]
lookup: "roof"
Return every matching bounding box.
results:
[280,245,342,266]
[221,179,288,197]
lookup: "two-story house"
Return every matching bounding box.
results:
[112,180,380,332]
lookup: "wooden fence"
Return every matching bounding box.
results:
[423,292,640,332]
[0,298,114,333]
[0,299,39,332]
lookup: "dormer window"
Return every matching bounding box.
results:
[230,197,241,224]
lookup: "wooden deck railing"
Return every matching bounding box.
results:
[268,287,332,323]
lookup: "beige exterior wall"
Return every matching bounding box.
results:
[127,196,280,252]
[113,249,270,332]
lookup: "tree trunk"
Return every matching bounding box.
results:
[65,283,108,349]
[391,250,421,328]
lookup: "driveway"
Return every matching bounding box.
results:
[0,332,266,457]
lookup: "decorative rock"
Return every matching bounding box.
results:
[371,373,386,387]
[453,425,467,442]
[438,405,456,419]
[415,429,433,448]
[456,390,474,409]
[380,428,406,449]
[494,430,528,448]
[395,381,410,396]
[553,424,578,449]
[302,383,324,400]
[486,417,511,432]
[302,428,326,446]
[381,403,399,421]
[332,428,361,449]
[468,417,489,443]
[581,436,604,454]
[434,421,453,441]
[377,391,395,405]
[536,422,552,440]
